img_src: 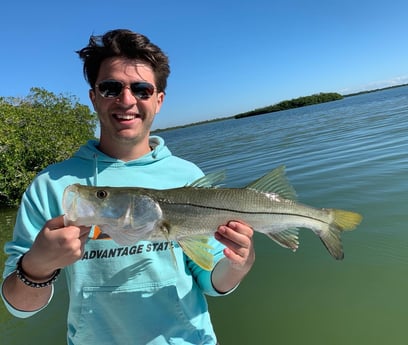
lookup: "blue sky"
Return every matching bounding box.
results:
[1,0,408,129]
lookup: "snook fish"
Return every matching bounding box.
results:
[62,166,362,270]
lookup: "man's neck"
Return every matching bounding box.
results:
[98,137,152,162]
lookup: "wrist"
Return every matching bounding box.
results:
[16,253,61,288]
[22,250,58,279]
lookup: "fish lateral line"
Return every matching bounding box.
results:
[159,201,331,224]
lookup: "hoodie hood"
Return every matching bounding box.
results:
[74,136,170,164]
[72,136,173,186]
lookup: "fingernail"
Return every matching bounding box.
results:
[228,221,236,228]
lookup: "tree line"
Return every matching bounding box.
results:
[234,92,343,119]
[0,88,96,207]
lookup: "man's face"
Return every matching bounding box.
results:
[90,57,164,157]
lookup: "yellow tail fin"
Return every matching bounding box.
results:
[319,209,363,260]
[332,209,363,231]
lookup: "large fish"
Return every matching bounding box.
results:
[62,166,362,270]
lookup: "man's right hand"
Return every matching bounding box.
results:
[2,216,90,312]
[23,215,91,280]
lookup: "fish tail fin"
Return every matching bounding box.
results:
[319,209,363,260]
[332,209,363,231]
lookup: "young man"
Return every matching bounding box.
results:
[1,29,255,344]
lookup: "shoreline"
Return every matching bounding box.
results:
[153,83,408,133]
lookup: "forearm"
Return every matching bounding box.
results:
[211,257,252,293]
[2,272,52,312]
[2,216,87,314]
[2,250,59,312]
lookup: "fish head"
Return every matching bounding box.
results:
[63,184,133,224]
[62,184,163,245]
[63,184,96,225]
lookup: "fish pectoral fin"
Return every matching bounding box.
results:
[246,165,297,200]
[266,228,299,251]
[178,236,214,271]
[159,228,179,271]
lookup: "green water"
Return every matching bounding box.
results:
[1,86,408,344]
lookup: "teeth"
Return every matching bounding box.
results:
[115,114,136,120]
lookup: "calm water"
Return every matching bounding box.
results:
[1,86,407,344]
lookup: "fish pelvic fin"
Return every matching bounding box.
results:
[266,228,299,251]
[168,242,179,271]
[246,165,297,200]
[178,236,214,271]
[158,221,179,270]
[320,209,363,260]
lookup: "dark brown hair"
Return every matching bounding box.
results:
[77,29,170,93]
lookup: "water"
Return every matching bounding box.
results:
[1,86,407,344]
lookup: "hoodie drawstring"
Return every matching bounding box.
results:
[93,153,99,186]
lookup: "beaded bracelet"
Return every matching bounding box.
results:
[16,254,61,288]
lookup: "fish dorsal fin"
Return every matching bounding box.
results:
[189,171,226,188]
[246,165,297,200]
[178,236,214,270]
[266,228,299,251]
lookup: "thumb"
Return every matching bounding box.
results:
[45,215,66,231]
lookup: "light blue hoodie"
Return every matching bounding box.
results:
[2,137,228,345]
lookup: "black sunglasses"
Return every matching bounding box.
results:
[95,80,156,100]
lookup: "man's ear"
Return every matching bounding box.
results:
[89,89,97,111]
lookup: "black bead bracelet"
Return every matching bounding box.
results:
[16,254,61,288]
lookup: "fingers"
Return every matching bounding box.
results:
[46,215,91,238]
[30,216,91,270]
[215,221,256,269]
[215,221,253,250]
[45,215,66,230]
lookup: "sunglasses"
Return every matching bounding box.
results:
[95,80,156,100]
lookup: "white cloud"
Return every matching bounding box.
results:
[340,75,408,95]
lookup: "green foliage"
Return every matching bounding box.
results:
[235,92,343,119]
[0,87,97,206]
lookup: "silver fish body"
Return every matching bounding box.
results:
[63,166,362,270]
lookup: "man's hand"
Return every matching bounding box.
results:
[2,215,91,312]
[214,221,255,271]
[24,215,91,280]
[212,221,256,293]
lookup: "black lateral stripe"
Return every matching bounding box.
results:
[165,202,328,224]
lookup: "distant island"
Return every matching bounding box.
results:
[234,92,342,119]
[153,83,408,132]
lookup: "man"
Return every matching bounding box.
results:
[1,29,255,344]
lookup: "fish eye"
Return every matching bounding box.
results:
[96,190,108,199]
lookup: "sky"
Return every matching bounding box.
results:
[1,0,408,130]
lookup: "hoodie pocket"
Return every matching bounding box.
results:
[71,280,209,345]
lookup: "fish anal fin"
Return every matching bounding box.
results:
[246,165,297,200]
[178,236,214,271]
[266,228,299,251]
[319,226,344,260]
